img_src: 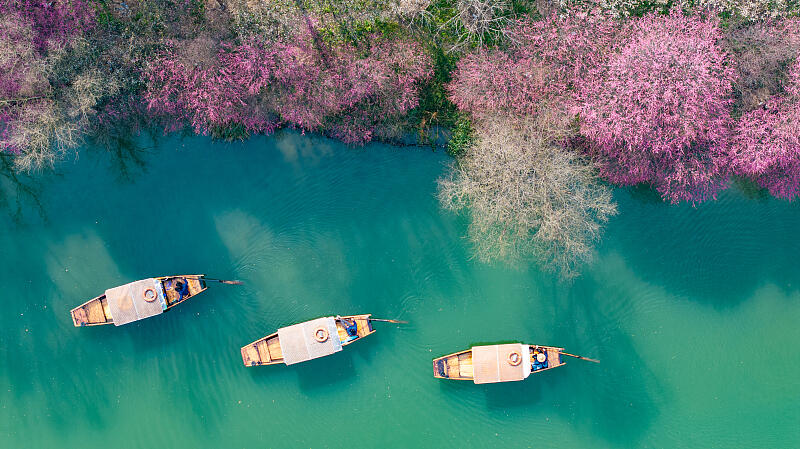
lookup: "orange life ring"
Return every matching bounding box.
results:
[508,351,522,366]
[143,288,157,302]
[314,327,329,342]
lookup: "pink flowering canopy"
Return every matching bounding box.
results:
[448,11,621,118]
[0,0,95,153]
[0,0,95,50]
[143,40,280,136]
[578,11,736,203]
[731,60,800,199]
[144,30,432,143]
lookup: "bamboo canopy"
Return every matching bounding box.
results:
[472,344,532,384]
[277,317,343,365]
[105,279,166,326]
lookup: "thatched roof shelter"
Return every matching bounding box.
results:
[105,279,166,326]
[472,343,531,384]
[278,317,342,365]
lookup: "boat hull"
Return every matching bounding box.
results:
[241,314,375,366]
[433,344,565,382]
[70,275,207,327]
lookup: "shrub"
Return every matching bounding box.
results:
[438,113,617,278]
[446,115,474,157]
[731,60,800,199]
[577,10,736,203]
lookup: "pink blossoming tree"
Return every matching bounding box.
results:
[143,39,280,136]
[578,11,736,203]
[144,30,432,143]
[731,60,800,199]
[448,11,621,118]
[0,0,95,50]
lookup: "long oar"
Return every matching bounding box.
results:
[368,318,409,324]
[205,278,243,285]
[560,351,600,363]
[188,276,243,285]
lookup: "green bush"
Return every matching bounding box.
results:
[447,115,474,157]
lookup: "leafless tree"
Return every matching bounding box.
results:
[438,111,617,278]
[439,0,511,52]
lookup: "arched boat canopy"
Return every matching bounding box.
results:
[277,317,343,365]
[105,279,167,326]
[472,343,532,384]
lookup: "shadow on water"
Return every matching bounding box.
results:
[293,352,360,391]
[246,330,382,391]
[623,183,668,205]
[482,375,546,409]
[245,351,360,391]
[548,276,664,447]
[607,185,800,308]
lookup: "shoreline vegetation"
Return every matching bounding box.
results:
[1,0,799,277]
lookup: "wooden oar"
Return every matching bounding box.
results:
[188,276,243,285]
[368,318,409,324]
[560,351,600,363]
[205,278,243,285]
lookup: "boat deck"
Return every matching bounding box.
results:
[71,295,112,326]
[70,275,207,327]
[530,346,565,372]
[163,277,206,308]
[433,349,473,380]
[434,344,567,381]
[241,314,374,366]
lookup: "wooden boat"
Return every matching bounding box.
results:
[241,314,375,366]
[70,275,208,327]
[433,343,566,384]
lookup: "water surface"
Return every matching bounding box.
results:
[1,132,798,448]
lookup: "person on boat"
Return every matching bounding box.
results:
[336,316,359,338]
[173,278,189,302]
[532,347,547,371]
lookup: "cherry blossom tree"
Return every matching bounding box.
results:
[577,10,736,203]
[731,60,800,199]
[448,11,620,118]
[144,30,432,143]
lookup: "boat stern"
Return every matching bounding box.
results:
[71,307,87,327]
[433,358,449,379]
[241,344,260,367]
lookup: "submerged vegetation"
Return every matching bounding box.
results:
[1,0,799,276]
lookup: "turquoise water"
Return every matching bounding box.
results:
[1,132,798,448]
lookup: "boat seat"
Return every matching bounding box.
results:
[255,340,271,363]
[86,301,106,323]
[72,307,88,325]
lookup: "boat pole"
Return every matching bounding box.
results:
[560,352,600,363]
[188,276,243,285]
[368,318,409,324]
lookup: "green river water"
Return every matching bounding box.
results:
[0,132,798,448]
